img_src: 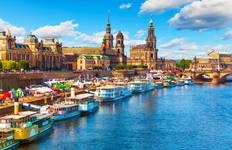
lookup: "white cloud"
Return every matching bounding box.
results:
[0,18,26,36]
[159,38,232,59]
[160,38,185,49]
[140,0,193,13]
[120,3,132,9]
[75,31,105,45]
[32,20,78,38]
[221,30,232,40]
[169,0,232,30]
[135,29,146,38]
[160,38,199,51]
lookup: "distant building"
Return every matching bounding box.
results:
[127,18,176,70]
[127,18,158,69]
[0,30,62,70]
[63,16,127,70]
[190,50,232,71]
[62,53,79,71]
[76,54,110,70]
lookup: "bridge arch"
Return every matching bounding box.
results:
[195,73,212,80]
[220,73,232,81]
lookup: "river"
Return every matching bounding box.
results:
[17,84,232,150]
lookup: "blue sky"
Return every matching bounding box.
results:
[0,0,232,59]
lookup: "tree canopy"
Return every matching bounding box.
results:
[176,59,192,70]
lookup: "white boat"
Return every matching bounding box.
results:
[73,93,99,114]
[176,80,185,86]
[49,101,80,121]
[95,85,125,102]
[128,81,155,93]
[184,79,195,85]
[121,85,132,98]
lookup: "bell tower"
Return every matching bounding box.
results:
[146,17,156,49]
[115,31,126,64]
[103,16,113,49]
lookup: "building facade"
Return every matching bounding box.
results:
[76,54,110,70]
[190,50,232,71]
[0,31,62,70]
[63,16,127,70]
[127,18,158,69]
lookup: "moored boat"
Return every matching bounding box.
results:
[95,85,124,102]
[0,111,39,142]
[128,80,155,93]
[74,93,99,115]
[0,129,19,150]
[184,79,195,85]
[176,80,185,86]
[49,101,80,121]
[32,112,54,138]
[0,100,39,143]
[154,82,163,89]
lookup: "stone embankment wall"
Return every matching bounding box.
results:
[0,71,111,90]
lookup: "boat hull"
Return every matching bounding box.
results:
[79,102,99,115]
[36,120,54,139]
[13,125,39,142]
[52,111,80,121]
[0,141,19,150]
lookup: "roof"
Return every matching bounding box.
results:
[80,54,109,59]
[51,102,78,109]
[98,85,121,90]
[15,43,28,49]
[73,93,94,100]
[208,50,232,55]
[0,111,37,120]
[63,47,102,55]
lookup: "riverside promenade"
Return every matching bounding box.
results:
[0,89,85,116]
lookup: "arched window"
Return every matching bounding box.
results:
[117,49,120,54]
[117,40,120,44]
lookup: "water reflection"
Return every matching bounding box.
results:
[17,85,232,150]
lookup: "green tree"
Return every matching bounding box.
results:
[18,60,29,70]
[93,66,103,70]
[114,64,126,70]
[2,60,16,71]
[0,61,2,70]
[176,59,192,69]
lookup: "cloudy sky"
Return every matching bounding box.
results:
[0,0,232,59]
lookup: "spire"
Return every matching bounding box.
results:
[107,15,110,25]
[149,16,154,27]
[56,37,60,43]
[7,28,11,37]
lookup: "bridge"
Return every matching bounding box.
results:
[178,68,232,84]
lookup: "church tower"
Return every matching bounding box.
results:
[146,17,158,62]
[115,31,124,55]
[103,16,113,49]
[146,17,156,49]
[115,31,126,64]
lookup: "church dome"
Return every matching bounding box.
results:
[24,34,38,43]
[116,31,123,39]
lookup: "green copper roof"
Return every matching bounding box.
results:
[149,17,154,27]
[80,54,109,59]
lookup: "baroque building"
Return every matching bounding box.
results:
[190,50,232,71]
[0,30,62,70]
[63,16,127,70]
[127,18,158,69]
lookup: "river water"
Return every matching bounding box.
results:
[17,84,232,150]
